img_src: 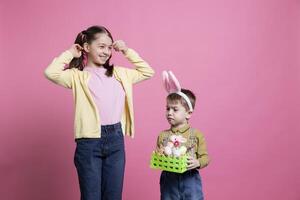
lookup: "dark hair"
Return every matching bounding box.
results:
[167,89,196,111]
[68,26,114,77]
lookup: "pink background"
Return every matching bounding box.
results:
[1,0,300,199]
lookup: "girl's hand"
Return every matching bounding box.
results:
[113,40,129,54]
[68,44,83,58]
[187,156,200,170]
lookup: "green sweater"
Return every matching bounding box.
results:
[156,124,210,169]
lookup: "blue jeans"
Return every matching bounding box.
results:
[74,122,125,200]
[160,169,204,200]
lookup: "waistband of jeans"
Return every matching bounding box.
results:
[101,122,121,131]
[163,169,199,176]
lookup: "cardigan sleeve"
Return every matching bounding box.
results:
[123,48,155,84]
[44,50,74,89]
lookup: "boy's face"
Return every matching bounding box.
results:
[166,100,191,127]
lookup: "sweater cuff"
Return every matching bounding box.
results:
[198,158,209,169]
[124,48,136,58]
[63,50,74,62]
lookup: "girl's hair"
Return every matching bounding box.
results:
[68,26,114,77]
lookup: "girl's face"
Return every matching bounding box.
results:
[84,33,113,66]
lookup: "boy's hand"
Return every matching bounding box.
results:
[113,40,129,54]
[68,44,83,58]
[187,156,200,170]
[155,145,165,155]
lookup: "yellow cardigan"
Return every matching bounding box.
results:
[44,48,155,139]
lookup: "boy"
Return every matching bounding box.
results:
[156,89,209,200]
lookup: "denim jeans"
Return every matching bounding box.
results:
[74,122,125,200]
[160,169,204,200]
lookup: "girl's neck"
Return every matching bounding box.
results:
[86,61,103,68]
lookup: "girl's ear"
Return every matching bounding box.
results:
[168,71,181,93]
[162,71,171,93]
[83,42,90,53]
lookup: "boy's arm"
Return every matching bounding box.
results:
[196,131,210,169]
[123,48,155,84]
[155,132,166,154]
[44,50,74,89]
[155,134,162,153]
[156,135,161,149]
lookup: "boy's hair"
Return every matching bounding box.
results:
[68,26,114,77]
[167,89,196,111]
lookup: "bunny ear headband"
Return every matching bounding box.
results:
[162,70,193,112]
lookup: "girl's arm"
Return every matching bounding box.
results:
[44,44,82,88]
[123,48,155,84]
[113,40,155,84]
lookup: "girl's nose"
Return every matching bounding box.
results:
[103,47,110,55]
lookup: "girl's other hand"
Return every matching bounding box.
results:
[68,44,83,58]
[113,40,129,54]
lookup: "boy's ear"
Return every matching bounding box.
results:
[83,42,90,53]
[186,111,193,120]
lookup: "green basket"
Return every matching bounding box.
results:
[150,152,188,173]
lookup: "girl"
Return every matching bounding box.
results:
[44,26,154,200]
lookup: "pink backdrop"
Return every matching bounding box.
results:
[1,0,299,199]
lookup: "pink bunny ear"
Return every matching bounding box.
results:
[168,71,181,93]
[162,70,194,111]
[162,70,171,93]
